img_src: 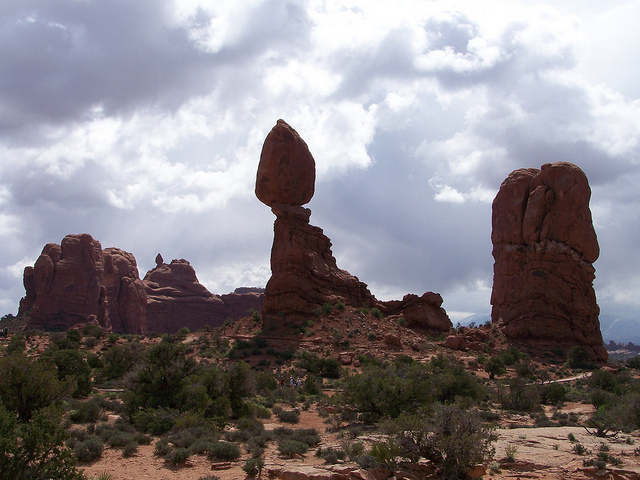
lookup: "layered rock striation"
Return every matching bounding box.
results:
[490,162,606,361]
[256,119,451,332]
[20,234,263,334]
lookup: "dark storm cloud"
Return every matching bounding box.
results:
[0,0,312,139]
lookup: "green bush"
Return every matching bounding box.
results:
[166,447,190,465]
[207,441,241,461]
[73,435,104,462]
[0,404,85,480]
[0,352,73,421]
[277,409,300,424]
[278,439,309,457]
[381,405,496,480]
[242,456,264,477]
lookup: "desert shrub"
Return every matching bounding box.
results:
[98,343,144,381]
[627,357,640,369]
[106,431,136,449]
[0,352,73,422]
[505,444,518,462]
[207,441,241,461]
[340,354,482,422]
[278,439,309,457]
[322,303,334,315]
[6,332,26,353]
[370,439,401,471]
[484,355,507,379]
[68,398,104,423]
[40,348,92,397]
[499,377,541,412]
[86,352,103,368]
[198,476,221,480]
[381,405,496,480]
[124,342,198,414]
[73,435,104,462]
[166,447,190,465]
[371,307,383,319]
[589,369,623,393]
[542,383,567,405]
[154,439,172,457]
[242,456,264,477]
[316,446,347,464]
[131,407,178,435]
[0,403,85,480]
[122,443,138,457]
[277,409,300,424]
[567,346,596,369]
[295,351,342,378]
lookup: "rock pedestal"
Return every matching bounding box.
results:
[256,120,451,332]
[256,120,377,326]
[490,162,607,362]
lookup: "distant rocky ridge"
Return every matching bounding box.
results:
[19,234,262,334]
[490,162,607,362]
[256,119,451,332]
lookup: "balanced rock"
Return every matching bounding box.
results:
[20,234,147,334]
[490,162,606,361]
[257,120,376,325]
[256,119,315,207]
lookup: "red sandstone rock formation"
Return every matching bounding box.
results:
[256,120,377,325]
[19,235,263,335]
[381,292,451,331]
[143,259,224,333]
[20,234,146,334]
[256,120,451,332]
[143,259,263,334]
[490,162,607,362]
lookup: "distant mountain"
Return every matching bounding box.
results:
[599,314,640,345]
[458,313,491,328]
[457,312,640,345]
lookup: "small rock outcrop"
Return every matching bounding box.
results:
[256,120,378,326]
[490,162,607,362]
[382,292,450,331]
[256,120,451,332]
[19,235,263,334]
[142,259,264,334]
[20,234,147,334]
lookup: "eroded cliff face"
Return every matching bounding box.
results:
[143,259,262,334]
[256,120,451,332]
[491,162,607,362]
[20,234,147,334]
[20,235,262,334]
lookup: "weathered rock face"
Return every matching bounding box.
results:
[19,235,263,335]
[491,162,606,362]
[257,120,450,331]
[143,259,263,334]
[21,234,147,334]
[102,248,147,334]
[262,204,377,322]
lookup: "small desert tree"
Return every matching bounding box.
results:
[382,404,496,480]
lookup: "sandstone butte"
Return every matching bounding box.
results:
[256,119,451,332]
[490,162,607,362]
[19,233,263,334]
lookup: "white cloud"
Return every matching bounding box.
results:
[1,0,640,332]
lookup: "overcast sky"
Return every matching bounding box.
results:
[1,0,639,327]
